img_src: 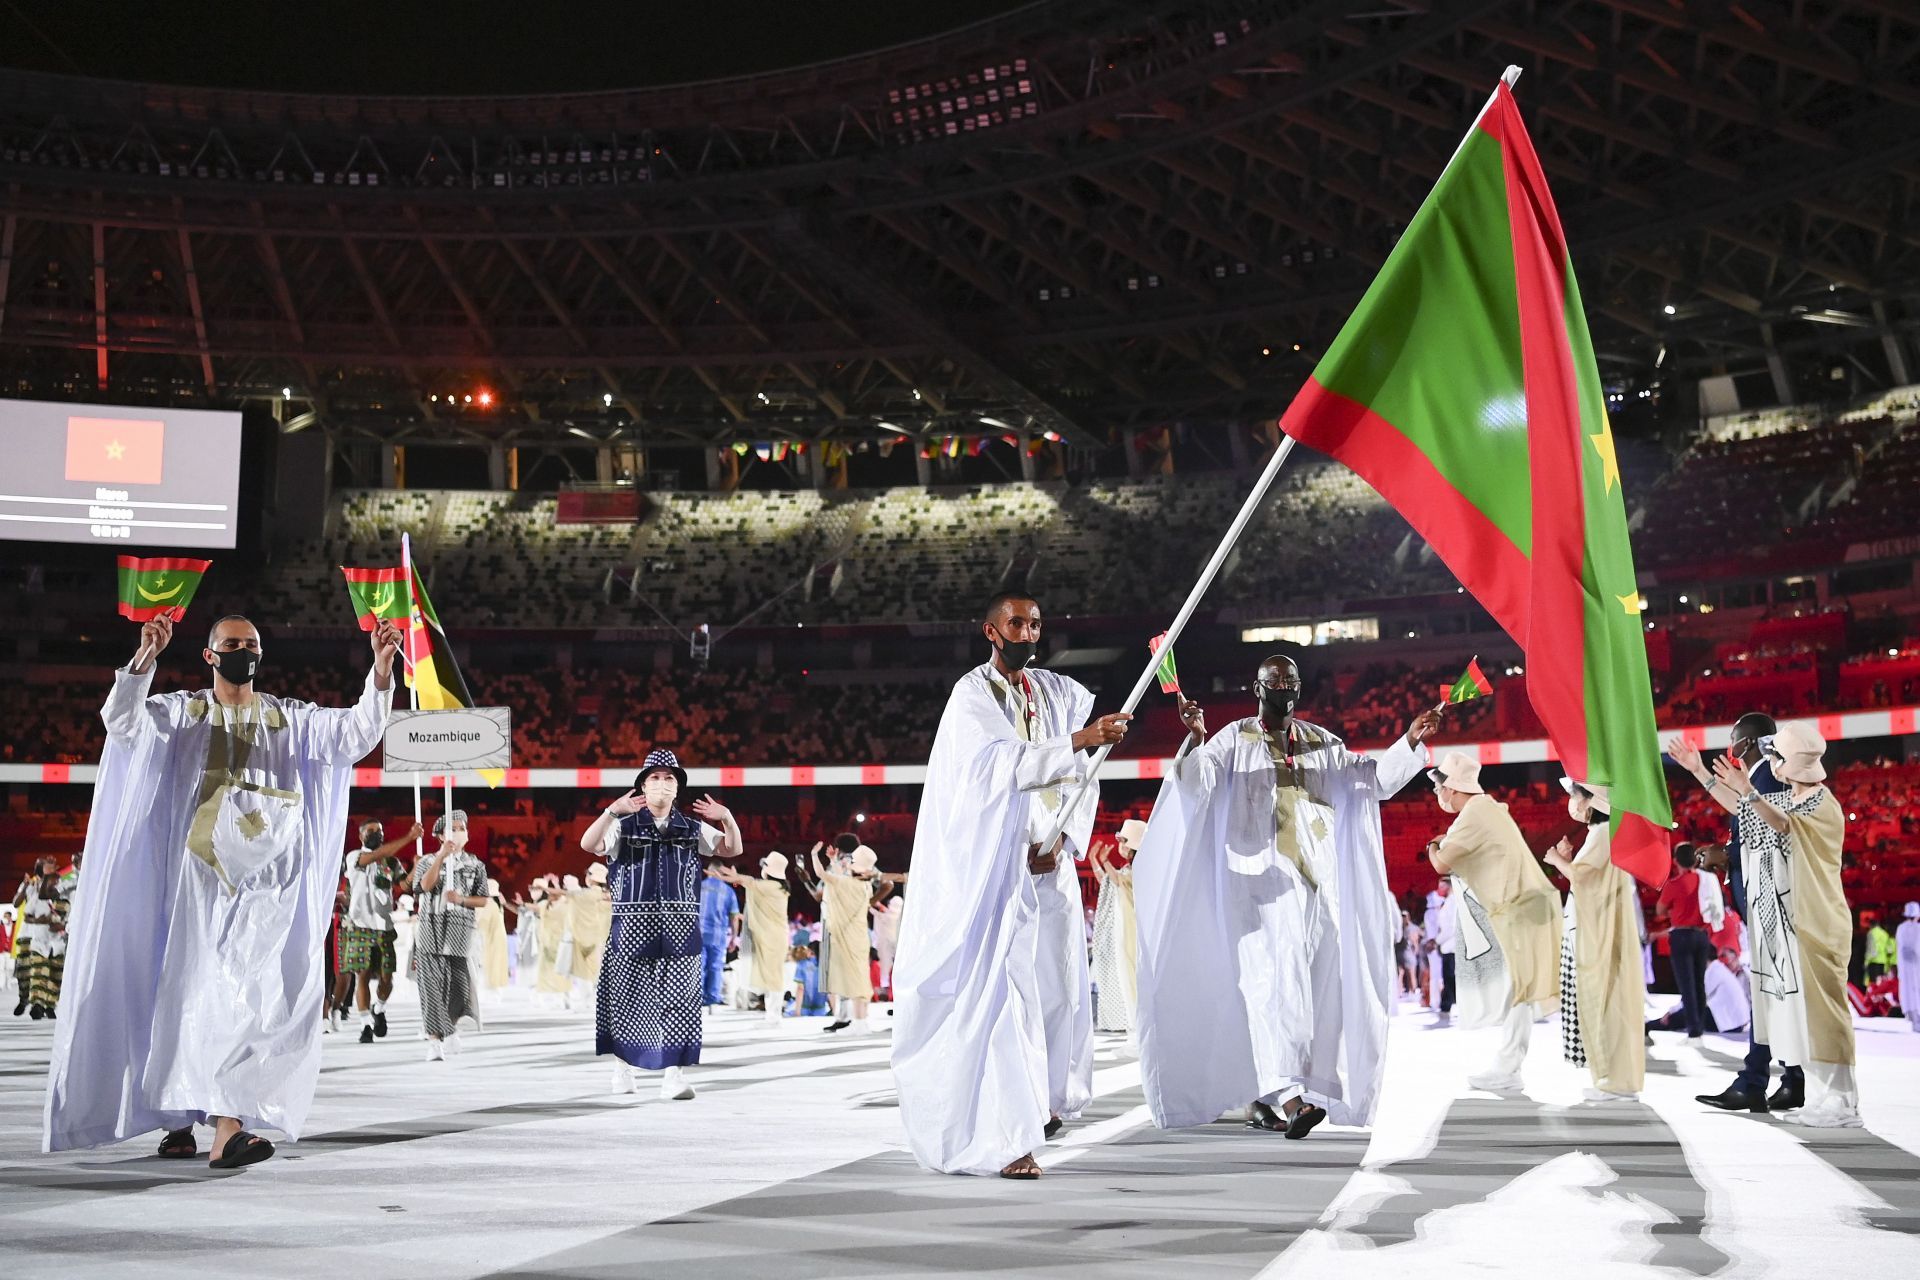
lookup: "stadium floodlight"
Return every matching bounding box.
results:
[281,387,291,399]
[979,416,1013,429]
[1663,304,1676,315]
[603,393,613,406]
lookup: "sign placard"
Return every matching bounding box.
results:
[383,707,512,774]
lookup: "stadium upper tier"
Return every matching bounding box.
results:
[233,393,1918,631]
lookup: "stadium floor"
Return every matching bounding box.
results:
[3,986,1918,1278]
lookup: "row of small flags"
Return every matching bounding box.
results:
[728,434,1067,465]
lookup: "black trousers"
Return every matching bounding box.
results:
[1439,952,1457,1013]
[1668,926,1714,1037]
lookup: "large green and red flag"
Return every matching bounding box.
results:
[1277,78,1671,884]
[116,555,210,622]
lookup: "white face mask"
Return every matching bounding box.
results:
[1435,788,1459,815]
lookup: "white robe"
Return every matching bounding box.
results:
[890,664,1096,1176]
[44,666,391,1151]
[1134,717,1422,1129]
[1896,920,1920,1031]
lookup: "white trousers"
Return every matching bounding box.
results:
[1490,1002,1534,1074]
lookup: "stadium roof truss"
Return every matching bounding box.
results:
[0,0,1916,450]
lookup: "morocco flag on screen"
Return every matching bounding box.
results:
[1277,78,1671,885]
[66,416,165,485]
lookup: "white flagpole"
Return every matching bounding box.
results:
[402,532,424,859]
[1038,432,1301,850]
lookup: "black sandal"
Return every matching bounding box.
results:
[157,1128,197,1159]
[1043,1116,1064,1140]
[999,1156,1043,1180]
[208,1131,275,1169]
[1245,1102,1287,1132]
[1284,1104,1328,1140]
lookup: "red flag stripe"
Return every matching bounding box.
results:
[1281,380,1532,642]
[1490,86,1591,784]
[116,556,212,574]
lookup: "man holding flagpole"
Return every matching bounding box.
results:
[890,592,1133,1180]
[44,611,399,1167]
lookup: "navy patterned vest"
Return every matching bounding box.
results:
[608,808,705,961]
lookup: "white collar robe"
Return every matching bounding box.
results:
[890,663,1097,1176]
[44,665,391,1151]
[1134,716,1424,1129]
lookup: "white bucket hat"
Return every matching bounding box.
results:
[1559,777,1612,814]
[762,851,789,880]
[1765,722,1827,784]
[1117,818,1148,851]
[851,845,879,876]
[586,863,607,886]
[1426,751,1484,795]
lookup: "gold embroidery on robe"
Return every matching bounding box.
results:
[183,698,300,889]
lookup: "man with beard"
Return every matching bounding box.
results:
[46,612,397,1167]
[891,592,1132,1179]
[1135,655,1439,1137]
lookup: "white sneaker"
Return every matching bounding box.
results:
[763,1006,783,1026]
[848,1018,871,1036]
[609,1062,635,1095]
[1582,1087,1639,1102]
[1791,1098,1864,1129]
[424,1040,445,1062]
[660,1067,695,1101]
[1686,1035,1705,1045]
[1468,1069,1524,1092]
[444,1033,463,1056]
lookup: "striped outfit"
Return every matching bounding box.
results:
[411,851,486,1038]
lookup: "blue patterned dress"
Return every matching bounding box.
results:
[597,809,719,1069]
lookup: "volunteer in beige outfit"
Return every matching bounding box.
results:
[1698,723,1857,1126]
[714,852,794,1025]
[1541,780,1645,1101]
[1425,752,1560,1092]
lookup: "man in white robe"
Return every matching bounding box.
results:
[44,612,398,1167]
[1135,655,1437,1135]
[1899,902,1920,1033]
[890,592,1132,1179]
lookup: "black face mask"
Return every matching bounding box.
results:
[362,830,382,851]
[211,648,261,685]
[991,628,1037,671]
[1257,685,1298,724]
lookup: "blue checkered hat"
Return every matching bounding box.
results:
[636,749,687,791]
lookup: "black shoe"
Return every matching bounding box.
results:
[373,1010,388,1038]
[358,1024,375,1044]
[1696,1085,1769,1113]
[1044,1116,1064,1140]
[28,1004,44,1020]
[1284,1103,1328,1140]
[11,997,24,1017]
[823,1020,852,1034]
[1767,1081,1806,1112]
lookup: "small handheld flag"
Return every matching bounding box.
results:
[1445,657,1494,705]
[1149,632,1181,694]
[116,556,210,622]
[341,566,412,634]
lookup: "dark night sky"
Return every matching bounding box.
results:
[0,1,1038,95]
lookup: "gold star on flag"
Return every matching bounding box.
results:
[1617,592,1643,615]
[1589,421,1620,493]
[105,440,126,461]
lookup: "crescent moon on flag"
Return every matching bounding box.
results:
[135,579,186,602]
[369,582,395,613]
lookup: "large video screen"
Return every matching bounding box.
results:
[0,398,243,549]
